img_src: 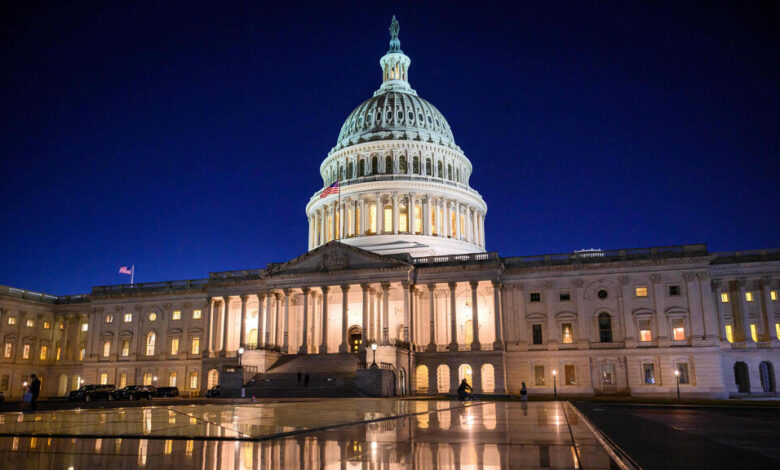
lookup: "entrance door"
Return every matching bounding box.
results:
[349,327,362,353]
[734,362,750,393]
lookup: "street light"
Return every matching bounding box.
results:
[238,347,245,368]
[552,370,557,400]
[153,376,158,387]
[674,369,680,400]
[370,343,378,369]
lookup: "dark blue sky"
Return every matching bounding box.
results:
[1,1,778,295]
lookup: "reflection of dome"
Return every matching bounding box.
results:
[335,92,458,152]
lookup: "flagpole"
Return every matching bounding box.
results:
[131,265,134,285]
[337,180,341,242]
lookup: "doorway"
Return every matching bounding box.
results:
[348,326,362,353]
[734,361,750,393]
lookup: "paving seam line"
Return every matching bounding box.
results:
[567,402,642,470]
[0,401,481,442]
[559,402,582,469]
[165,405,253,438]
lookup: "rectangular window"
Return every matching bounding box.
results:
[105,314,113,324]
[721,292,729,303]
[171,338,179,356]
[668,284,681,296]
[383,206,392,233]
[561,323,573,344]
[635,286,648,297]
[191,337,200,355]
[4,343,12,358]
[776,323,780,340]
[189,371,199,389]
[750,324,758,342]
[100,373,108,385]
[368,203,377,234]
[725,324,734,343]
[81,323,88,332]
[26,319,34,328]
[532,324,543,345]
[676,363,690,384]
[8,317,16,325]
[143,373,152,386]
[643,363,656,384]
[39,345,48,360]
[564,364,576,385]
[119,373,127,389]
[638,320,652,342]
[559,290,570,302]
[79,348,86,361]
[534,365,545,386]
[672,318,685,341]
[103,340,111,357]
[43,321,50,330]
[745,292,754,302]
[771,290,778,301]
[168,372,177,387]
[124,313,132,323]
[56,347,61,361]
[122,340,130,357]
[529,292,541,303]
[23,344,30,359]
[172,310,181,320]
[601,363,616,385]
[192,309,202,320]
[58,322,64,330]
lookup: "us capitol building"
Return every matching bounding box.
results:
[1,18,778,400]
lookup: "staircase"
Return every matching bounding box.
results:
[244,353,364,398]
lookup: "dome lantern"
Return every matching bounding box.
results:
[377,16,415,96]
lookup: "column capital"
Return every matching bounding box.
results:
[696,272,710,281]
[427,283,437,292]
[650,274,661,284]
[617,276,629,286]
[283,288,293,296]
[301,287,311,294]
[401,280,411,289]
[491,280,503,290]
[321,285,330,294]
[469,280,480,289]
[274,292,282,300]
[448,281,457,290]
[240,295,248,302]
[222,295,231,301]
[683,272,697,282]
[360,283,371,292]
[380,282,391,291]
[257,292,266,301]
[340,285,350,293]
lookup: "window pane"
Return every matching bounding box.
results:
[601,363,616,385]
[677,363,690,384]
[725,325,734,343]
[561,323,573,344]
[635,286,648,297]
[534,365,545,386]
[672,318,685,341]
[643,364,656,384]
[532,325,543,345]
[564,365,576,385]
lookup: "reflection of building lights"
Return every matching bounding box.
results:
[371,441,378,451]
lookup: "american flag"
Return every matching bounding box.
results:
[119,266,132,275]
[320,181,339,198]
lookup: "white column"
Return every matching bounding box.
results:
[427,284,436,351]
[402,281,411,343]
[360,196,366,236]
[492,281,504,349]
[339,285,349,353]
[382,283,391,344]
[448,282,458,350]
[319,286,329,353]
[424,197,432,236]
[274,293,282,346]
[265,293,273,346]
[361,284,369,353]
[299,288,310,354]
[392,193,399,234]
[436,199,443,236]
[239,295,247,347]
[455,203,462,240]
[472,209,478,245]
[207,298,215,352]
[470,281,480,350]
[444,201,451,238]
[409,193,416,234]
[283,289,291,352]
[376,192,384,234]
[221,296,230,352]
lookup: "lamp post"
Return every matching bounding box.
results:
[153,376,158,387]
[674,369,680,400]
[238,347,245,368]
[552,369,557,400]
[370,343,378,369]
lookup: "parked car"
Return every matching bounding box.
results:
[68,384,117,402]
[205,385,220,398]
[112,385,156,401]
[154,386,179,397]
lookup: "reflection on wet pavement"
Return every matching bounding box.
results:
[0,399,615,469]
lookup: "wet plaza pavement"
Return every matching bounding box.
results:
[0,399,618,469]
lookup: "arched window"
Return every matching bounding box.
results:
[481,364,495,393]
[437,161,443,178]
[416,365,429,394]
[456,167,460,182]
[371,156,379,176]
[759,361,776,392]
[146,332,156,356]
[413,156,420,174]
[207,369,219,389]
[458,364,473,387]
[358,159,365,177]
[385,156,393,174]
[447,164,453,180]
[399,156,407,173]
[348,161,354,179]
[414,204,423,234]
[436,365,450,393]
[598,313,613,343]
[425,158,432,175]
[399,204,409,233]
[248,329,258,348]
[339,164,345,181]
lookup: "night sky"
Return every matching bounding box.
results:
[1,1,778,295]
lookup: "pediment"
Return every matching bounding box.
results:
[266,241,410,276]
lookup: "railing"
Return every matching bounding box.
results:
[711,248,780,264]
[730,342,746,350]
[92,279,208,295]
[503,244,708,268]
[756,342,771,349]
[413,252,498,265]
[379,362,395,371]
[309,174,482,203]
[0,285,90,304]
[209,269,266,280]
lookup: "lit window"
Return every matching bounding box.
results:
[100,373,108,385]
[39,346,48,360]
[22,344,30,359]
[55,347,61,361]
[635,286,648,297]
[58,322,64,330]
[721,293,729,303]
[529,292,541,303]
[564,364,576,385]
[191,337,200,355]
[532,324,543,345]
[143,373,152,386]
[775,323,780,340]
[667,284,681,296]
[122,340,130,357]
[672,318,685,341]
[399,204,408,233]
[638,320,652,342]
[146,332,156,356]
[725,325,734,343]
[534,365,545,386]
[3,343,11,358]
[561,323,573,344]
[79,348,86,360]
[168,372,177,387]
[26,319,34,328]
[189,371,199,389]
[601,363,616,385]
[148,313,157,322]
[103,340,111,358]
[119,373,127,388]
[771,290,778,301]
[559,291,571,302]
[676,363,690,384]
[185,440,194,456]
[368,203,377,234]
[172,310,181,320]
[170,338,179,356]
[192,309,202,319]
[105,314,113,324]
[745,292,754,302]
[750,324,758,342]
[8,317,16,325]
[43,321,50,330]
[643,363,656,384]
[80,323,87,332]
[124,313,132,323]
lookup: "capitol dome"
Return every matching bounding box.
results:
[306,16,487,257]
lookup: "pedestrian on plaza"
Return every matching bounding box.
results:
[457,378,473,401]
[304,373,310,387]
[520,382,528,402]
[28,374,41,412]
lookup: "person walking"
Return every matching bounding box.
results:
[29,374,41,412]
[520,382,528,402]
[457,378,473,401]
